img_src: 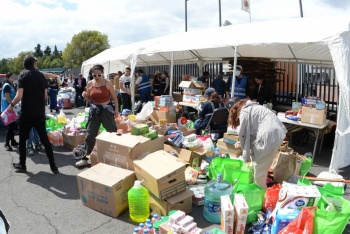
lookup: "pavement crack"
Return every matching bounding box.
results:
[11,197,59,233]
[81,218,114,234]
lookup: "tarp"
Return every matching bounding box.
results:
[81,15,350,171]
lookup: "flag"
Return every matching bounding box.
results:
[241,0,250,13]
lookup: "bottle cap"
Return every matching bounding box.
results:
[134,180,142,187]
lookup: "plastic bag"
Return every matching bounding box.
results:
[136,102,153,121]
[313,184,350,234]
[208,157,243,185]
[263,184,282,212]
[299,155,313,175]
[0,106,19,126]
[233,183,266,224]
[279,206,317,234]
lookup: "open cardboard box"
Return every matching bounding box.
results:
[164,144,206,168]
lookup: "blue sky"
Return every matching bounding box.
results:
[1,0,350,61]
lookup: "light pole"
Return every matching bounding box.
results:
[219,0,222,26]
[299,0,303,17]
[185,0,188,32]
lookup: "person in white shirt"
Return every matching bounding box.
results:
[119,67,132,110]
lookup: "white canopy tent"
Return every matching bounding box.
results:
[81,15,350,171]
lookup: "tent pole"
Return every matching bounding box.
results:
[230,46,238,98]
[170,51,174,95]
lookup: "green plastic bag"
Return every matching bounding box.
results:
[45,118,63,131]
[233,183,266,224]
[299,156,313,175]
[208,157,243,185]
[314,184,350,234]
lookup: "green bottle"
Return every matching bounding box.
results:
[128,180,150,223]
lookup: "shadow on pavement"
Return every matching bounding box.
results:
[26,171,80,200]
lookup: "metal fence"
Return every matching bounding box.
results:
[136,61,339,115]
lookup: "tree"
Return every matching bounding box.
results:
[0,58,12,73]
[52,45,60,58]
[62,30,110,68]
[44,46,52,56]
[34,44,43,57]
[12,51,32,74]
[51,58,64,68]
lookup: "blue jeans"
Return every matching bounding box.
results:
[139,91,152,103]
[27,127,40,147]
[49,88,58,110]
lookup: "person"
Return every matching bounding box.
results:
[211,72,227,99]
[226,65,249,100]
[160,71,170,95]
[119,67,132,110]
[8,55,59,174]
[135,69,152,103]
[251,73,272,105]
[228,100,287,188]
[194,88,225,135]
[76,64,119,167]
[47,75,60,113]
[73,73,87,108]
[27,127,45,156]
[1,72,19,151]
[113,71,123,111]
[197,71,210,87]
[66,74,74,87]
[152,72,162,96]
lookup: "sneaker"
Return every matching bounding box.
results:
[27,146,35,156]
[35,143,45,152]
[13,163,27,173]
[50,164,59,174]
[75,159,89,167]
[4,143,13,151]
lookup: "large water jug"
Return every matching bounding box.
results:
[128,180,150,223]
[203,173,233,223]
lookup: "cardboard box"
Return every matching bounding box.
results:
[178,127,196,136]
[62,131,85,150]
[233,194,248,234]
[179,81,206,89]
[164,144,206,168]
[149,189,193,216]
[134,150,187,200]
[159,221,171,234]
[217,139,242,157]
[221,195,234,234]
[301,106,327,125]
[150,110,176,125]
[96,132,164,170]
[76,163,136,218]
[223,133,239,145]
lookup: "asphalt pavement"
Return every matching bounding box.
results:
[0,106,349,234]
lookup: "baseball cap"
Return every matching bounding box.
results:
[204,88,215,96]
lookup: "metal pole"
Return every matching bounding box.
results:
[219,0,222,26]
[299,0,303,17]
[185,0,188,32]
[170,52,174,94]
[230,46,238,98]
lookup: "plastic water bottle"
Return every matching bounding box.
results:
[203,173,233,223]
[128,180,150,223]
[133,227,140,234]
[151,214,161,223]
[146,224,154,234]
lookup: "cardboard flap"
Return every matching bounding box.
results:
[166,189,194,205]
[179,81,193,88]
[96,132,149,148]
[77,163,135,187]
[134,150,186,180]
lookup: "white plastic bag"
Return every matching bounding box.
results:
[136,102,154,121]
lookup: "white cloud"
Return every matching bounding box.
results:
[0,0,349,60]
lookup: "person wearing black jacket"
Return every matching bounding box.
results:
[73,73,87,107]
[8,55,59,174]
[252,73,272,105]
